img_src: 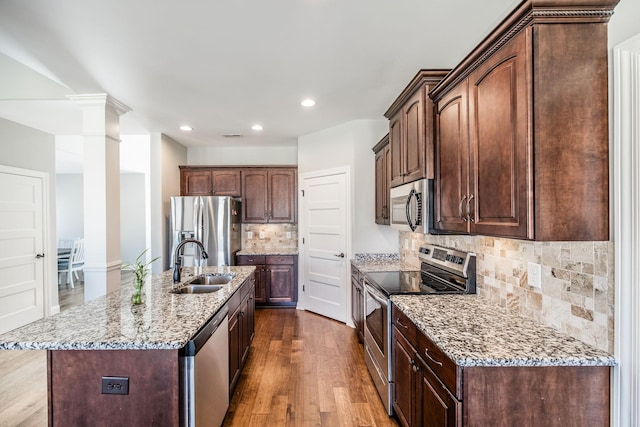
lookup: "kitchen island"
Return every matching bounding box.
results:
[0,266,256,426]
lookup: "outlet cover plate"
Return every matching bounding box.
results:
[528,262,542,289]
[101,376,129,395]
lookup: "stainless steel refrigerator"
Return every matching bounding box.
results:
[170,196,241,267]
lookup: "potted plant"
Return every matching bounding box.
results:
[122,249,159,305]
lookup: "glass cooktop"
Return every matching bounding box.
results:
[364,268,468,297]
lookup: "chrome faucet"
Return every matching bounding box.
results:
[173,238,209,283]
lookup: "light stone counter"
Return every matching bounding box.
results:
[0,266,255,351]
[391,294,615,367]
[237,248,298,256]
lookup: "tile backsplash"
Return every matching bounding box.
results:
[241,224,298,252]
[400,232,614,353]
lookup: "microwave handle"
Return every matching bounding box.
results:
[406,189,420,232]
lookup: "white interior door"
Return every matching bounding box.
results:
[301,170,349,322]
[0,167,45,334]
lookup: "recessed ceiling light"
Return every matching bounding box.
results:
[300,99,316,107]
[251,124,263,131]
[180,125,193,131]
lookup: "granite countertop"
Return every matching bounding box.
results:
[237,248,298,256]
[391,294,616,367]
[0,266,255,351]
[351,254,418,273]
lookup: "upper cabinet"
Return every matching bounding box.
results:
[384,70,449,187]
[373,134,391,225]
[241,168,297,223]
[180,167,241,197]
[180,166,297,224]
[430,0,618,241]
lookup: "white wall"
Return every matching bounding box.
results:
[298,119,398,254]
[187,145,297,165]
[150,133,187,272]
[0,117,58,313]
[55,174,83,241]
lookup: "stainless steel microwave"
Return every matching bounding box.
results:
[390,179,431,233]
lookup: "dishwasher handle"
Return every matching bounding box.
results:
[183,305,229,356]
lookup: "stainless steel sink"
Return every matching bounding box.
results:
[171,284,224,294]
[188,273,234,285]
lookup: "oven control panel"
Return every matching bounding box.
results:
[418,244,475,278]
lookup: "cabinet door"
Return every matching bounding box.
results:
[228,308,241,392]
[403,90,426,184]
[434,81,470,233]
[268,169,297,223]
[240,295,251,365]
[266,264,295,304]
[212,170,241,197]
[181,170,213,196]
[389,114,404,187]
[241,170,268,222]
[393,326,417,427]
[468,32,530,239]
[254,266,266,304]
[375,147,388,224]
[417,357,460,427]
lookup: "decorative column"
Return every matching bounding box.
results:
[68,94,130,302]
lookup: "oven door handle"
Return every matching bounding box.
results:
[364,282,388,305]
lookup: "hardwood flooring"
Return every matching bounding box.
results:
[224,309,397,427]
[0,286,397,426]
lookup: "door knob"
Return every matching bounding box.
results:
[35,253,45,259]
[334,253,345,258]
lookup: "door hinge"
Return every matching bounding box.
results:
[302,237,305,244]
[303,285,305,292]
[301,190,305,197]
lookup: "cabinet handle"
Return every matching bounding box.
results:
[424,349,443,367]
[467,194,475,223]
[412,361,419,373]
[459,196,467,222]
[395,318,409,329]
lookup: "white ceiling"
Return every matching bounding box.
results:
[0,0,518,148]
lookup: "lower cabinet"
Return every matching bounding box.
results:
[237,254,297,307]
[350,265,364,342]
[393,324,459,427]
[228,273,255,395]
[391,303,611,427]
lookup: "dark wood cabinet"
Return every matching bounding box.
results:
[391,303,611,427]
[430,1,614,241]
[180,167,242,197]
[373,134,391,225]
[237,254,297,307]
[434,33,528,239]
[350,265,364,342]
[385,70,449,188]
[241,168,297,223]
[228,274,255,394]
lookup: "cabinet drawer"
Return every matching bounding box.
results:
[391,304,417,344]
[351,265,361,281]
[237,255,265,265]
[416,330,459,399]
[265,255,294,265]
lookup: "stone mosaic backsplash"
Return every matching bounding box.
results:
[399,232,614,353]
[241,223,298,252]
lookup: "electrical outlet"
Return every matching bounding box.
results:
[286,231,291,239]
[528,262,542,289]
[247,231,253,239]
[404,239,409,249]
[259,231,265,239]
[101,376,129,395]
[411,240,416,250]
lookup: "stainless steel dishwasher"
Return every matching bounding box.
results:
[180,306,229,427]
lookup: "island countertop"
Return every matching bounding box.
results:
[391,294,616,367]
[0,266,255,351]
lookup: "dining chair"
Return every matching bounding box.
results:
[58,238,85,288]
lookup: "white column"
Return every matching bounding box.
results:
[68,94,130,302]
[613,33,640,427]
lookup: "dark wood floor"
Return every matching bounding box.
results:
[224,309,397,426]
[0,282,397,426]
